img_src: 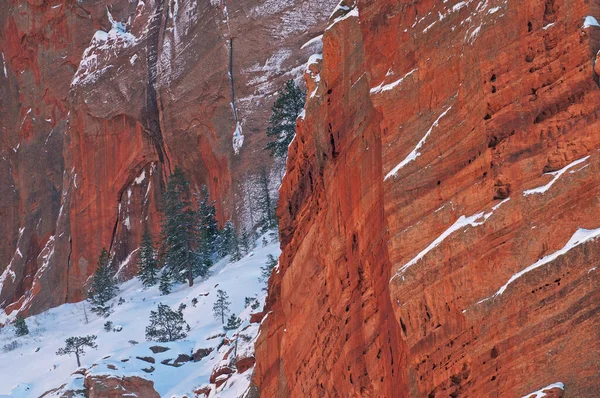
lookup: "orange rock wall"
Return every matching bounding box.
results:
[0,0,338,317]
[256,0,600,396]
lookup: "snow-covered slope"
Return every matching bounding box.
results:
[0,233,280,397]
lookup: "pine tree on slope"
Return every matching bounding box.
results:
[162,167,204,287]
[145,303,190,342]
[224,314,242,331]
[138,225,158,287]
[88,248,118,315]
[14,314,29,337]
[265,79,306,158]
[196,185,218,272]
[213,289,231,324]
[159,271,172,295]
[56,335,98,367]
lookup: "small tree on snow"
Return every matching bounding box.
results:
[88,249,118,315]
[224,314,242,331]
[265,79,306,158]
[56,335,98,367]
[145,303,190,342]
[159,271,172,295]
[14,315,29,337]
[138,225,158,287]
[212,289,231,324]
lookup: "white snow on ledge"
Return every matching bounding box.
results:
[486,227,600,299]
[326,7,359,31]
[385,105,452,180]
[583,16,600,28]
[390,199,509,282]
[523,156,589,196]
[370,68,418,95]
[521,382,564,398]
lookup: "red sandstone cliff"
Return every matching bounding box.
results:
[256,0,600,396]
[0,0,337,319]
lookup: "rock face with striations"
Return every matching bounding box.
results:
[255,0,600,396]
[0,0,337,320]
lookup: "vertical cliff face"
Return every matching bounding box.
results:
[0,0,338,320]
[257,0,600,396]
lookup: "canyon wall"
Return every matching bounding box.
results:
[256,0,600,396]
[0,0,338,320]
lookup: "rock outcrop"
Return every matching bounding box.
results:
[0,0,338,320]
[256,0,600,396]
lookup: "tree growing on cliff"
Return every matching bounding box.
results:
[162,167,205,288]
[265,79,306,158]
[259,254,278,290]
[14,315,29,337]
[212,289,231,324]
[145,303,190,342]
[138,225,158,287]
[88,249,118,315]
[56,335,98,367]
[257,166,276,231]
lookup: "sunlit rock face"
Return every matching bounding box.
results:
[0,0,338,319]
[255,1,600,396]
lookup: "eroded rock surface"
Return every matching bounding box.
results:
[0,0,337,319]
[256,0,600,396]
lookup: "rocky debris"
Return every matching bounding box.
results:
[85,374,159,398]
[255,0,600,396]
[136,356,155,364]
[235,356,256,374]
[149,345,170,354]
[192,347,213,362]
[209,363,234,385]
[249,311,264,323]
[193,385,212,397]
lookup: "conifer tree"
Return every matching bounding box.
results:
[56,335,98,367]
[138,225,158,287]
[212,289,231,324]
[162,167,204,287]
[14,314,29,337]
[159,271,172,295]
[145,303,190,342]
[257,167,275,231]
[217,220,240,260]
[88,249,117,315]
[196,185,218,272]
[259,254,278,289]
[265,79,306,158]
[224,314,242,331]
[240,228,251,254]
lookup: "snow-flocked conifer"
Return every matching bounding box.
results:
[88,249,117,315]
[162,167,204,287]
[265,79,306,158]
[14,315,28,337]
[138,225,158,287]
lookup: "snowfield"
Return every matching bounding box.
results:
[0,233,280,398]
